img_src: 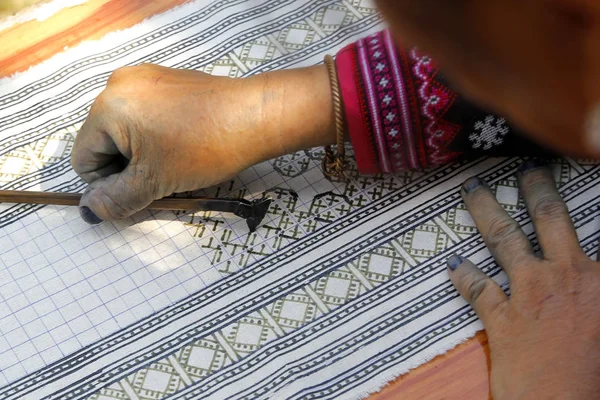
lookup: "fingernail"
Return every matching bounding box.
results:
[517,159,545,175]
[462,177,486,193]
[584,103,600,153]
[447,255,464,271]
[79,206,103,225]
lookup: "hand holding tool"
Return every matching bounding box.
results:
[0,190,271,232]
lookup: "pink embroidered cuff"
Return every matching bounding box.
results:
[335,29,463,174]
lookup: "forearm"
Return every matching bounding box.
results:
[232,30,552,177]
[242,65,336,164]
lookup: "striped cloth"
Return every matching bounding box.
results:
[0,1,599,399]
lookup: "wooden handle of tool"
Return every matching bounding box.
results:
[0,190,212,211]
[0,190,81,206]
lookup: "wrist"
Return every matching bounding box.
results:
[246,64,337,162]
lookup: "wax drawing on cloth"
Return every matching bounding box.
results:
[2,1,600,399]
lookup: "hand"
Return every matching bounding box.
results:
[71,64,335,222]
[376,0,600,157]
[448,160,600,399]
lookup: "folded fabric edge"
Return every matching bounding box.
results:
[355,325,482,400]
[0,0,210,87]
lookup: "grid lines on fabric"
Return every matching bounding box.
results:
[88,158,592,400]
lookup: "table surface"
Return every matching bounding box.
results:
[0,1,492,399]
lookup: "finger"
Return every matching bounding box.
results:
[71,96,131,183]
[461,177,536,274]
[71,114,118,177]
[516,160,583,260]
[447,255,507,327]
[77,160,127,184]
[79,166,155,223]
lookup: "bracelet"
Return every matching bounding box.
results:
[322,54,347,181]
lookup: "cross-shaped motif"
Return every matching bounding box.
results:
[367,186,384,199]
[302,218,318,232]
[353,194,368,207]
[281,224,304,239]
[335,203,351,215]
[357,175,379,189]
[269,203,283,215]
[317,210,336,222]
[185,218,224,238]
[344,183,358,197]
[281,196,297,211]
[222,242,246,256]
[309,199,328,214]
[282,164,296,175]
[279,215,296,230]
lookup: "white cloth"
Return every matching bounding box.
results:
[0,0,87,32]
[0,1,599,399]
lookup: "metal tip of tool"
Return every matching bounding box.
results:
[246,198,272,232]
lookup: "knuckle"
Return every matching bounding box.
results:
[464,276,491,306]
[70,140,87,175]
[70,155,86,177]
[531,195,567,220]
[79,172,97,184]
[512,268,542,293]
[94,189,133,220]
[137,63,156,70]
[90,90,117,117]
[520,167,555,188]
[107,66,136,84]
[556,261,587,287]
[486,216,522,249]
[91,91,107,110]
[92,88,122,117]
[107,68,125,85]
[70,147,80,167]
[108,64,157,86]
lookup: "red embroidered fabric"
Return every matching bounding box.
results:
[335,30,463,174]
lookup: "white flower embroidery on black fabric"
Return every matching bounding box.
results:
[469,115,510,150]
